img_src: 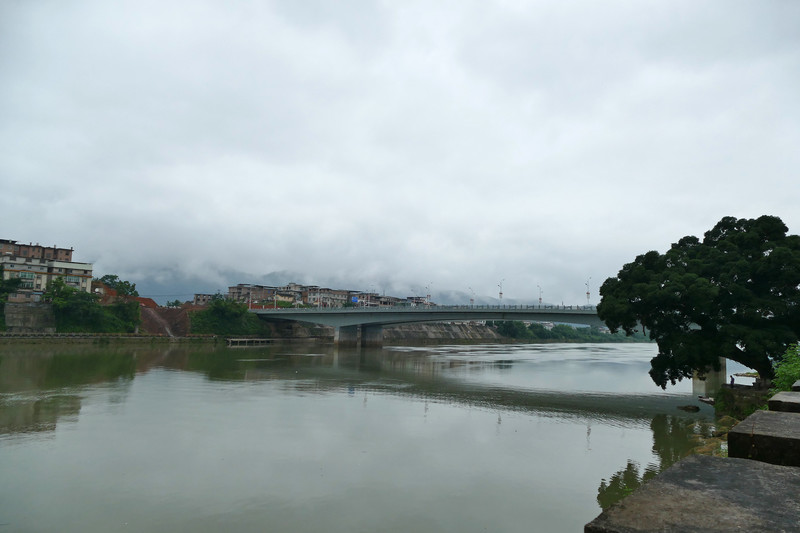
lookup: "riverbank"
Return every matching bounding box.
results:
[0,332,219,345]
[1,322,505,343]
[586,386,800,532]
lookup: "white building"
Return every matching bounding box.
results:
[1,255,93,303]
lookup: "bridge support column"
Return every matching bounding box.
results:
[334,325,360,346]
[361,325,384,347]
[692,357,727,398]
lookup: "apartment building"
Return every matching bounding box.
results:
[195,282,434,309]
[1,239,92,303]
[193,293,216,306]
[228,284,281,304]
[0,239,74,261]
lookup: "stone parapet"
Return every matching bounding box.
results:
[768,391,800,413]
[728,410,800,467]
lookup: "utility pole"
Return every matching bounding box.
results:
[538,285,542,306]
[498,279,504,300]
[585,277,591,306]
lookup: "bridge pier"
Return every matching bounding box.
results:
[362,325,384,347]
[333,325,384,347]
[692,357,727,397]
[334,325,360,346]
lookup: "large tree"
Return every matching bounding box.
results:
[598,215,800,388]
[97,274,139,298]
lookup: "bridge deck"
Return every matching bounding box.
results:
[252,305,603,328]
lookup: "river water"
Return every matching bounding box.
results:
[0,342,733,532]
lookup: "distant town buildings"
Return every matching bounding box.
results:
[0,239,93,303]
[194,283,434,309]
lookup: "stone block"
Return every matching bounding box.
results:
[768,391,800,413]
[728,410,800,466]
[792,380,800,392]
[585,455,800,533]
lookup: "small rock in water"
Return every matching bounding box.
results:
[677,405,701,412]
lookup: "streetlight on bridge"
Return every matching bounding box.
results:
[537,285,542,307]
[585,277,591,306]
[498,279,504,300]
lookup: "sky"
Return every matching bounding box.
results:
[2,1,799,305]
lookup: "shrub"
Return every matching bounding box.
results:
[772,343,800,392]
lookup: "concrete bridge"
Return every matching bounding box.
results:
[252,305,604,346]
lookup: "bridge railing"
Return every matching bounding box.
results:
[253,304,597,313]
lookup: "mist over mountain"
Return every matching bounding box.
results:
[132,267,549,307]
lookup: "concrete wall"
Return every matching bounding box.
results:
[4,302,56,333]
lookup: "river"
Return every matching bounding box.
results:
[0,341,737,532]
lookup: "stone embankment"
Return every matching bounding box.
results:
[139,307,190,337]
[3,303,55,333]
[585,382,800,532]
[383,323,503,343]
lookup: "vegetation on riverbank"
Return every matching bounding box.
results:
[0,273,142,334]
[46,278,140,333]
[487,320,650,343]
[772,342,800,392]
[189,295,272,336]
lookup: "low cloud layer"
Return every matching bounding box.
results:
[2,1,799,304]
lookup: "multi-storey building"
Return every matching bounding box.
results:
[301,287,352,308]
[227,284,280,304]
[0,239,74,261]
[0,239,92,303]
[200,282,435,309]
[193,293,216,306]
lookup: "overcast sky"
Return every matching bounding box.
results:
[2,1,799,304]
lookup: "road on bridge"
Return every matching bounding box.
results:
[251,304,604,328]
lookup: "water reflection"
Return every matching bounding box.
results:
[0,348,138,439]
[0,394,82,437]
[597,414,712,509]
[1,342,708,438]
[0,342,712,532]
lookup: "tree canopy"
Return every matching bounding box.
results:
[97,274,139,297]
[45,277,140,332]
[189,295,272,336]
[597,215,800,388]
